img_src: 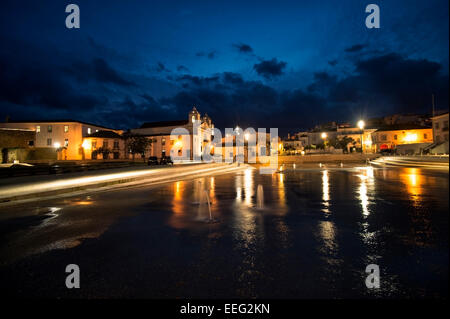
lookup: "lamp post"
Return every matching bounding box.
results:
[357,120,365,153]
[321,132,327,151]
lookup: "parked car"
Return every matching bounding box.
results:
[160,156,173,165]
[147,156,159,165]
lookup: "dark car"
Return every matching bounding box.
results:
[147,156,159,165]
[159,156,173,165]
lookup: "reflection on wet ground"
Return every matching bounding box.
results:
[0,165,448,298]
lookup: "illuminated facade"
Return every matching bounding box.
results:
[130,106,214,160]
[371,126,433,152]
[81,130,126,160]
[0,120,122,160]
[431,112,449,154]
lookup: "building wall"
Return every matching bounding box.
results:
[371,128,433,151]
[0,122,121,160]
[432,113,449,144]
[82,137,126,160]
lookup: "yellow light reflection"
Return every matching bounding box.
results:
[244,168,254,206]
[401,168,423,206]
[319,220,337,255]
[172,181,184,214]
[322,170,330,213]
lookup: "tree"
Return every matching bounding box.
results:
[328,136,355,153]
[126,135,151,160]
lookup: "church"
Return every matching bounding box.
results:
[129,106,215,160]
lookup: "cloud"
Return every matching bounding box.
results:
[196,50,217,59]
[177,65,189,72]
[328,59,338,66]
[65,58,135,86]
[328,53,448,113]
[233,43,253,54]
[253,58,287,79]
[156,62,170,73]
[345,44,366,53]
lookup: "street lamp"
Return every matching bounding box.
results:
[321,132,327,151]
[357,120,365,153]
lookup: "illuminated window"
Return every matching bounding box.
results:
[36,125,41,133]
[92,141,97,149]
[64,139,69,147]
[48,125,52,133]
[162,138,166,146]
[103,140,108,148]
[87,127,92,134]
[64,125,69,133]
[394,135,397,140]
[47,138,52,146]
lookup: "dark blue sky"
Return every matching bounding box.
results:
[0,0,448,133]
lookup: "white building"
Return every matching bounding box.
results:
[130,107,214,160]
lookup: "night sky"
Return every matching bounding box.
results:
[0,0,448,134]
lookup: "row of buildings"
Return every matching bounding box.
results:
[281,112,449,155]
[0,107,214,163]
[1,108,448,163]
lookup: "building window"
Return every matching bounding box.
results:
[192,116,195,123]
[64,125,69,133]
[64,139,69,147]
[36,125,41,133]
[28,140,34,147]
[393,135,397,140]
[48,125,52,133]
[162,138,166,146]
[424,133,427,139]
[103,140,108,148]
[445,134,449,141]
[47,138,52,146]
[435,122,440,129]
[92,141,97,149]
[113,140,119,149]
[444,121,449,130]
[381,134,387,141]
[87,127,92,134]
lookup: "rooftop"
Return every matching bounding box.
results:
[86,130,122,138]
[4,119,118,131]
[140,120,189,129]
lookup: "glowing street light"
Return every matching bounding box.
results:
[53,142,61,148]
[82,140,90,149]
[321,132,327,139]
[357,120,365,153]
[244,133,250,141]
[357,120,365,130]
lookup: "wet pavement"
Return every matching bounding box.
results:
[0,164,448,298]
